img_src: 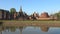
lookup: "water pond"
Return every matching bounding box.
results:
[0,26,60,34]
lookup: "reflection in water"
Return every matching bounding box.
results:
[0,26,2,34]
[0,25,60,34]
[8,27,16,32]
[19,26,24,34]
[40,26,49,32]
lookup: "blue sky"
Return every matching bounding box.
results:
[0,0,60,15]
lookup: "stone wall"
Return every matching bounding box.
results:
[0,9,10,20]
[0,11,2,19]
[39,12,49,18]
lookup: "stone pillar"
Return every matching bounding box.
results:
[4,12,6,20]
[0,11,2,20]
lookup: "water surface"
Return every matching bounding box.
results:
[0,26,60,34]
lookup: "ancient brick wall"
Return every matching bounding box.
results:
[0,11,2,19]
[39,12,49,18]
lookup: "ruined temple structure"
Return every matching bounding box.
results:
[16,6,28,20]
[39,12,49,18]
[29,12,50,20]
[13,12,17,19]
[36,12,57,20]
[29,15,33,20]
[0,6,29,20]
[36,12,50,20]
[0,6,57,20]
[0,9,10,20]
[29,12,39,20]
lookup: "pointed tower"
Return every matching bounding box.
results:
[19,6,23,15]
[20,6,22,12]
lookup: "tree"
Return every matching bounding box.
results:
[10,8,16,14]
[10,8,16,20]
[52,11,60,20]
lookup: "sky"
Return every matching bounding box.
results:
[0,0,60,15]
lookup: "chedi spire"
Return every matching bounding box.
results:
[20,6,22,12]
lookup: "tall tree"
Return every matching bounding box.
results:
[10,8,16,20]
[10,8,16,14]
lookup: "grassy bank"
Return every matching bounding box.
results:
[0,20,60,27]
[0,20,60,23]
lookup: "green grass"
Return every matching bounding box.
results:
[1,20,60,27]
[0,20,60,23]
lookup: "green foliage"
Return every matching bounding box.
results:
[10,8,16,14]
[53,11,60,20]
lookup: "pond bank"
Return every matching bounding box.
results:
[1,21,60,27]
